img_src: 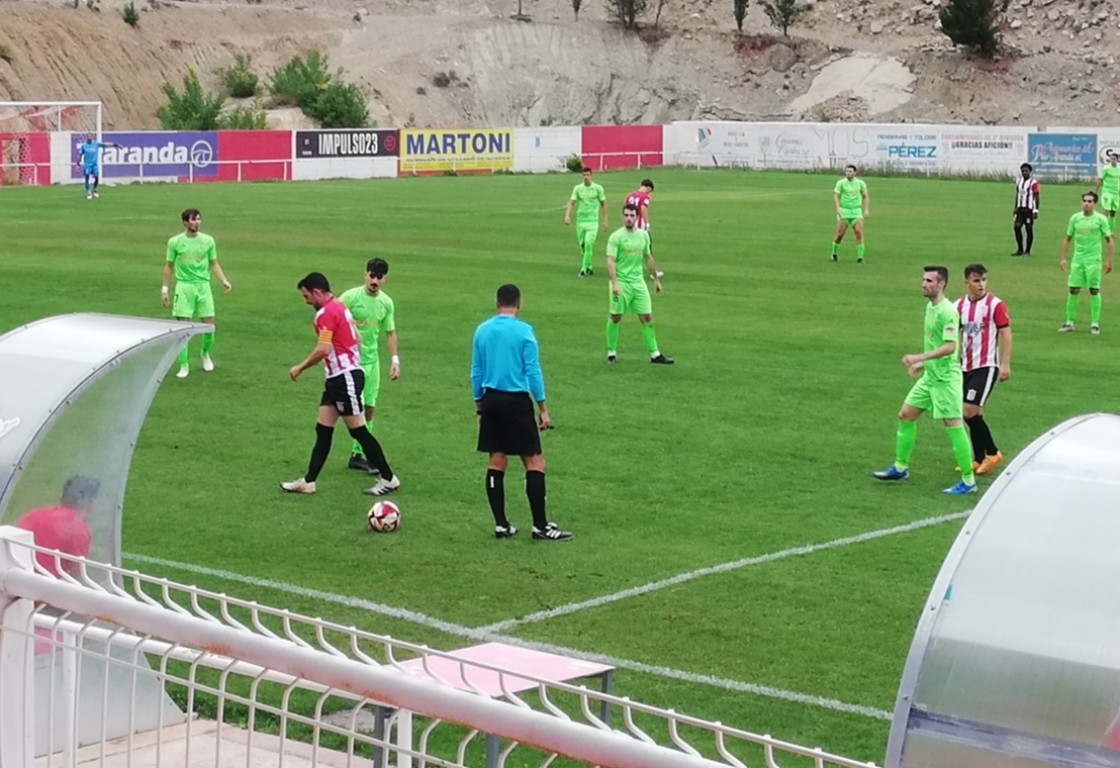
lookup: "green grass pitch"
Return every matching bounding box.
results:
[4,169,1120,761]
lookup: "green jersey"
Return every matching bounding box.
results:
[339,286,395,362]
[834,177,867,211]
[1066,211,1111,262]
[606,227,651,283]
[570,182,606,225]
[922,298,961,384]
[1100,163,1120,196]
[166,232,216,284]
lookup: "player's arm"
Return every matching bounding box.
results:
[210,260,233,292]
[386,330,400,380]
[645,241,661,293]
[606,242,620,296]
[833,192,842,216]
[903,340,956,372]
[1107,234,1115,274]
[862,184,870,217]
[600,197,608,230]
[1096,172,1104,195]
[1059,230,1072,270]
[523,333,549,429]
[997,325,1012,381]
[640,202,650,227]
[290,342,331,380]
[161,261,173,308]
[470,330,484,414]
[1033,181,1040,218]
[564,195,574,226]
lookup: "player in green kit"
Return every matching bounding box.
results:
[605,204,673,364]
[873,266,977,496]
[1096,151,1120,235]
[564,167,608,277]
[831,164,870,263]
[339,258,400,472]
[161,208,233,379]
[1059,191,1115,335]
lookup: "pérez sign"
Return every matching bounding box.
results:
[73,132,218,179]
[873,131,938,167]
[296,129,400,158]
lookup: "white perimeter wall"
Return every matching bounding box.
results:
[292,157,399,181]
[513,127,581,173]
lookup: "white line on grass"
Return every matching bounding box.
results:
[477,511,970,634]
[124,552,891,719]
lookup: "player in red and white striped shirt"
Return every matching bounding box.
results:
[1012,163,1040,256]
[280,271,400,496]
[955,264,1013,475]
[625,179,664,278]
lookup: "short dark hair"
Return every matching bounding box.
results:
[496,284,520,308]
[581,167,591,174]
[924,265,949,284]
[61,475,100,509]
[845,164,858,173]
[297,272,331,293]
[1084,191,1099,203]
[622,203,638,215]
[1020,163,1033,172]
[964,263,988,279]
[640,178,654,190]
[181,208,201,223]
[366,258,389,278]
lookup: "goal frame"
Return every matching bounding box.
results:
[0,100,103,186]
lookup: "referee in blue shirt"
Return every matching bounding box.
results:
[471,284,572,542]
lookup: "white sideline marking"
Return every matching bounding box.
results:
[125,552,891,720]
[478,511,970,634]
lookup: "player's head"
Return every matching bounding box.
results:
[61,475,100,516]
[297,272,333,308]
[1020,162,1033,178]
[964,263,988,300]
[622,204,639,229]
[365,258,389,294]
[581,167,592,183]
[1109,151,1119,165]
[495,283,521,313]
[845,164,857,179]
[84,132,95,142]
[1083,191,1098,212]
[181,208,201,233]
[640,178,654,192]
[921,265,949,299]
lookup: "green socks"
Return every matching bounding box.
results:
[640,322,659,355]
[1091,293,1103,324]
[894,420,917,470]
[856,243,866,261]
[201,328,215,356]
[831,242,839,256]
[605,319,619,353]
[1067,294,1080,324]
[178,344,189,368]
[947,425,976,485]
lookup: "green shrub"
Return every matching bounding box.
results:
[222,54,259,98]
[939,0,1010,58]
[122,1,140,27]
[156,69,226,130]
[563,153,585,173]
[0,42,13,64]
[269,51,333,110]
[307,82,369,128]
[218,103,268,130]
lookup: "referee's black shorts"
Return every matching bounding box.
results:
[962,366,998,407]
[477,389,541,456]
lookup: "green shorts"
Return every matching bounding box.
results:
[362,361,381,409]
[172,282,215,319]
[1102,192,1119,214]
[838,209,863,225]
[904,377,962,420]
[609,281,652,315]
[576,223,599,249]
[1069,259,1102,290]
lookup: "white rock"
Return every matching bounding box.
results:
[870,20,884,33]
[1010,18,1021,27]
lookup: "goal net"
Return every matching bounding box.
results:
[0,101,101,186]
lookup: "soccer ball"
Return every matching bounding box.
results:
[367,500,401,533]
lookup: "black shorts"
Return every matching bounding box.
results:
[320,369,365,416]
[962,367,998,407]
[1014,207,1036,227]
[477,389,541,457]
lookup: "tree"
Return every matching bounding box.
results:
[653,0,666,26]
[607,0,648,29]
[733,0,749,33]
[572,0,581,18]
[759,0,804,37]
[939,0,1010,58]
[156,69,226,130]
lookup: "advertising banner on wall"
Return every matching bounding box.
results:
[870,129,939,169]
[71,132,219,179]
[400,129,513,172]
[1027,132,1097,176]
[939,128,1027,172]
[296,129,400,158]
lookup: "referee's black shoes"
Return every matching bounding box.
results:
[532,523,573,542]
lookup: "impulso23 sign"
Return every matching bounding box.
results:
[401,129,514,172]
[296,130,400,158]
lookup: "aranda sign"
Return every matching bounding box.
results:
[72,132,219,178]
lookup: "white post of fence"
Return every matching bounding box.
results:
[237,161,243,183]
[0,526,36,768]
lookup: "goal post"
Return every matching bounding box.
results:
[0,101,102,186]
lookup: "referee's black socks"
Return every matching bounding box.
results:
[486,469,508,527]
[526,470,547,530]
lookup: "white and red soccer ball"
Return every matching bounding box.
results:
[367,500,401,533]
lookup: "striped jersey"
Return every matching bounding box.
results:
[955,293,1010,371]
[313,298,362,378]
[625,190,651,230]
[1015,176,1040,211]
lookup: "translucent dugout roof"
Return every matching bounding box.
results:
[886,413,1120,768]
[0,314,207,568]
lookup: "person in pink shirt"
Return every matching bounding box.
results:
[15,476,99,578]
